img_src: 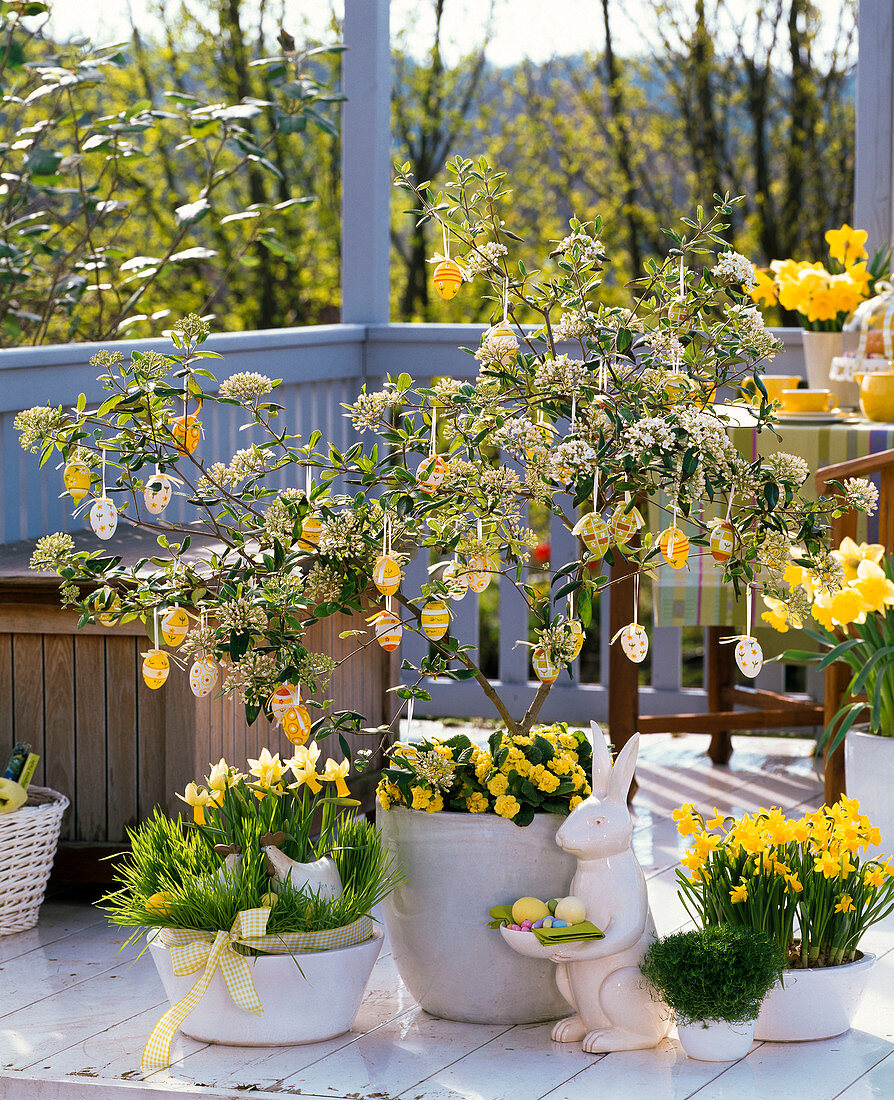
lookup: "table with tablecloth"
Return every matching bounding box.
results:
[653,404,894,629]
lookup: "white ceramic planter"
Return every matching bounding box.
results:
[149,928,382,1045]
[802,329,853,406]
[377,805,576,1023]
[846,729,894,859]
[677,1018,756,1061]
[755,953,875,1041]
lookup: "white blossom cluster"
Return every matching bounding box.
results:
[474,331,518,368]
[549,438,597,482]
[490,415,549,458]
[412,749,456,791]
[557,233,604,266]
[463,241,508,278]
[305,562,344,603]
[433,377,464,402]
[218,371,274,403]
[601,306,646,334]
[711,251,757,288]
[223,650,279,704]
[348,389,403,431]
[537,623,580,667]
[217,596,267,634]
[262,488,304,545]
[29,532,74,571]
[649,330,686,366]
[727,303,782,361]
[764,452,810,485]
[621,416,675,458]
[843,477,879,515]
[318,510,369,559]
[553,309,597,341]
[757,530,794,578]
[809,549,846,596]
[533,354,588,395]
[672,407,749,504]
[14,405,64,452]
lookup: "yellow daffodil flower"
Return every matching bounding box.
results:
[322,757,351,797]
[207,757,241,793]
[834,893,856,915]
[853,559,894,614]
[864,866,887,890]
[706,807,728,831]
[833,538,885,583]
[825,224,869,267]
[729,882,748,904]
[750,268,777,308]
[288,742,322,793]
[761,595,792,633]
[247,748,287,788]
[814,850,841,879]
[177,781,216,824]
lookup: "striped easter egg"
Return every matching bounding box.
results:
[659,527,689,569]
[433,259,462,300]
[416,454,449,494]
[420,600,450,640]
[373,555,402,596]
[372,611,403,652]
[142,649,170,690]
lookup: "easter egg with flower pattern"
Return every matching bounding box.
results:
[282,704,312,745]
[573,512,612,559]
[189,655,219,697]
[416,454,448,494]
[171,414,201,455]
[372,610,403,652]
[620,623,649,663]
[299,513,322,548]
[659,526,689,569]
[144,473,172,515]
[142,649,170,690]
[465,555,492,593]
[161,607,190,647]
[90,591,121,626]
[532,646,560,684]
[433,259,462,300]
[63,460,91,504]
[420,600,450,640]
[442,561,469,600]
[270,683,302,722]
[609,503,643,547]
[735,637,763,679]
[89,498,118,541]
[373,555,402,596]
[709,520,735,563]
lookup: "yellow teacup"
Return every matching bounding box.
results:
[780,389,838,414]
[760,375,801,402]
[856,370,894,422]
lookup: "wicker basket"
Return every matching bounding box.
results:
[0,786,69,935]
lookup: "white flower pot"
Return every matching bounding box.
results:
[846,729,894,859]
[755,952,875,1041]
[149,928,383,1045]
[677,1018,756,1061]
[377,805,576,1023]
[801,329,856,407]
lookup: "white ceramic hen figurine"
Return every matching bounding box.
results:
[259,831,344,900]
[213,843,243,885]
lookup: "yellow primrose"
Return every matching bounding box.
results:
[853,559,894,614]
[465,792,489,813]
[833,538,885,583]
[487,773,509,797]
[825,224,869,267]
[411,785,431,810]
[322,757,351,798]
[494,794,521,819]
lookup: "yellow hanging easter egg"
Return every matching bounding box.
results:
[609,503,643,547]
[372,610,403,652]
[416,454,449,494]
[63,460,91,504]
[433,259,462,300]
[282,704,312,746]
[465,555,492,593]
[619,623,649,664]
[420,600,450,640]
[299,513,322,549]
[144,473,172,515]
[659,526,689,569]
[735,637,763,679]
[270,683,302,722]
[483,323,519,365]
[442,561,469,601]
[565,620,584,660]
[532,646,559,684]
[142,649,170,690]
[171,414,201,455]
[189,655,219,698]
[373,555,402,596]
[161,607,190,647]
[90,591,121,626]
[572,513,612,559]
[709,520,735,563]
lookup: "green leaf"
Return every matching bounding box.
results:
[175,198,211,225]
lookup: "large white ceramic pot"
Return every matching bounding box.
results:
[802,330,853,406]
[755,953,875,1041]
[377,805,576,1023]
[845,729,894,859]
[677,1018,756,1061]
[149,928,383,1045]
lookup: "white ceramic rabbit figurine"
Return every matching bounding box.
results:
[549,724,671,1053]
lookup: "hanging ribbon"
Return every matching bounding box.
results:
[720,582,755,645]
[570,393,576,432]
[154,607,160,651]
[502,277,509,324]
[430,405,437,458]
[406,695,414,742]
[101,448,107,501]
[442,222,449,260]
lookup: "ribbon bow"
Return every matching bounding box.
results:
[142,907,271,1070]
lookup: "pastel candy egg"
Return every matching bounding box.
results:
[416,454,449,494]
[533,918,544,929]
[282,703,312,745]
[189,655,219,698]
[532,646,560,684]
[63,460,91,503]
[735,637,763,679]
[541,917,554,928]
[521,920,533,930]
[433,259,463,300]
[171,414,201,455]
[142,649,170,690]
[372,610,403,652]
[299,513,322,548]
[465,555,492,593]
[620,623,649,664]
[659,526,689,569]
[373,554,402,596]
[442,562,469,601]
[270,683,302,721]
[709,520,735,563]
[552,920,568,928]
[160,606,190,647]
[511,896,550,923]
[555,895,587,924]
[420,600,450,640]
[572,512,612,559]
[507,923,522,931]
[609,503,643,546]
[89,497,118,540]
[144,473,172,515]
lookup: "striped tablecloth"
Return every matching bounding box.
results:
[653,405,894,627]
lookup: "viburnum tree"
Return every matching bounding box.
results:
[16,155,877,755]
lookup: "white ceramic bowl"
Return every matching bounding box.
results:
[498,923,560,960]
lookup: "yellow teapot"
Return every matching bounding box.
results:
[855,368,894,422]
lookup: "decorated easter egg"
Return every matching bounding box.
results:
[572,512,612,559]
[420,600,450,640]
[532,646,559,684]
[433,259,462,300]
[161,606,190,647]
[189,654,219,697]
[565,619,584,660]
[554,896,586,924]
[270,682,302,722]
[373,555,402,596]
[90,591,121,626]
[416,454,449,494]
[372,610,403,652]
[620,623,649,663]
[144,473,172,515]
[282,704,312,746]
[89,497,118,540]
[659,526,689,569]
[299,513,322,549]
[171,414,201,455]
[735,637,763,679]
[709,520,735,563]
[442,561,469,601]
[465,555,492,593]
[63,460,91,503]
[142,649,170,690]
[483,323,519,365]
[609,503,643,547]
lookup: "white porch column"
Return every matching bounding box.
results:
[855,0,894,251]
[340,0,392,325]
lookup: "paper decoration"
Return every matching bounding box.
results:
[189,655,219,697]
[372,610,403,652]
[421,600,450,639]
[89,497,118,540]
[532,646,559,684]
[619,623,649,663]
[659,526,689,569]
[735,637,763,678]
[142,649,170,689]
[566,619,584,660]
[171,414,201,455]
[63,460,91,504]
[709,520,735,563]
[161,607,190,647]
[465,555,492,593]
[144,473,172,515]
[572,512,612,559]
[609,502,643,547]
[433,259,462,300]
[442,561,469,600]
[416,454,448,494]
[299,514,322,548]
[373,555,402,596]
[91,592,120,626]
[282,704,312,745]
[270,683,302,722]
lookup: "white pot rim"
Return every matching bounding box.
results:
[848,727,894,743]
[780,951,875,976]
[379,804,566,825]
[149,925,383,959]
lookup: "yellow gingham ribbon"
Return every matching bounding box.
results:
[142,909,375,1070]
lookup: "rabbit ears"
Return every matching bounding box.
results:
[589,722,639,803]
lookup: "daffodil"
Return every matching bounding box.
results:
[833,537,884,583]
[834,893,856,915]
[825,224,869,267]
[729,882,748,904]
[288,742,322,793]
[322,757,351,797]
[706,807,727,831]
[750,268,777,308]
[207,757,241,793]
[814,850,841,879]
[177,781,216,824]
[853,559,894,614]
[247,748,287,788]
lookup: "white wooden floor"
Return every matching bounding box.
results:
[2,733,893,1100]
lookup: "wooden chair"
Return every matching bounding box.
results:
[609,448,894,802]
